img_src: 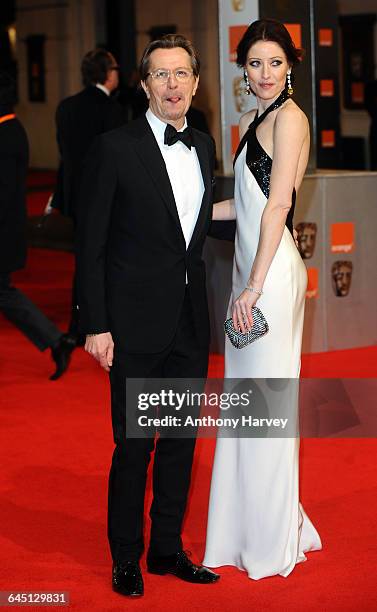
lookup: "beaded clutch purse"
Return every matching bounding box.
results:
[224,306,269,349]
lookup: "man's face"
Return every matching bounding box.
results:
[332,262,353,297]
[233,76,247,113]
[106,53,119,92]
[296,223,317,259]
[141,47,199,129]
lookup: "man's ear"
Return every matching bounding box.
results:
[192,75,199,97]
[141,80,150,99]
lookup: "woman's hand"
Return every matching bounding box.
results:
[232,289,259,333]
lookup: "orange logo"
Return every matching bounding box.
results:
[321,129,335,148]
[306,267,319,299]
[331,222,355,253]
[320,79,334,97]
[231,125,240,156]
[284,23,302,49]
[229,25,248,62]
[319,28,333,47]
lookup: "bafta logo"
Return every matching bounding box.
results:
[331,261,353,297]
[295,222,317,259]
[233,76,248,113]
[231,0,245,11]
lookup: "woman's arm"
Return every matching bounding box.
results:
[249,106,308,286]
[212,199,235,220]
[232,105,309,332]
[211,111,257,222]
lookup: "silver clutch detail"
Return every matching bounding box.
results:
[224,306,269,349]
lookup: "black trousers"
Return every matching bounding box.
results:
[108,290,209,562]
[67,271,80,337]
[68,214,81,339]
[0,273,61,350]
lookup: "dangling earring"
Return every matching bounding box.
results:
[287,71,293,95]
[244,70,251,95]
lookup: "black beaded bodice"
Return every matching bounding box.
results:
[233,89,296,235]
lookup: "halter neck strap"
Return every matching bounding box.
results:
[233,89,290,168]
[251,89,290,130]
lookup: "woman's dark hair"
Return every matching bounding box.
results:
[236,18,303,67]
[139,34,200,81]
[81,48,115,87]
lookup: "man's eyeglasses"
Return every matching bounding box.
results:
[147,68,194,83]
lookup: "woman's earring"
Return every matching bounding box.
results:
[244,70,251,95]
[287,71,293,95]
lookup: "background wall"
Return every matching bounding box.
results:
[14,0,221,169]
[338,0,377,154]
[11,0,377,170]
[16,0,96,168]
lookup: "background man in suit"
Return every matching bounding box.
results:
[0,71,74,380]
[77,35,220,597]
[52,48,124,344]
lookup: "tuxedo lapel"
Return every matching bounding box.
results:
[132,118,185,243]
[188,130,212,251]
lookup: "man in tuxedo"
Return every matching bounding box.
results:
[52,48,124,344]
[77,35,220,597]
[53,48,124,219]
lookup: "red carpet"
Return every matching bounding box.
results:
[1,246,376,611]
[26,191,53,217]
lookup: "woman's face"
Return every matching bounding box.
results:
[245,40,290,100]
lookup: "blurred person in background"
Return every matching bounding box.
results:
[51,48,125,345]
[0,71,74,380]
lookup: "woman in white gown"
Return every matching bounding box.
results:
[203,19,322,580]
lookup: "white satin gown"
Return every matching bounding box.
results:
[203,91,322,580]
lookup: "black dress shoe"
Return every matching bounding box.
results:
[50,333,76,380]
[147,550,220,584]
[112,562,144,597]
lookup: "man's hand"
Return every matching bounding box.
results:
[85,332,114,371]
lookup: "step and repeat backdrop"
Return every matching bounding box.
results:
[218,0,258,176]
[205,172,377,354]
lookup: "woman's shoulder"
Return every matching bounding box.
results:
[239,108,257,138]
[275,99,309,134]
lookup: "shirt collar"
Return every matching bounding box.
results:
[95,83,110,96]
[146,108,188,145]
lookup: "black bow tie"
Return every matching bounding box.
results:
[164,124,193,150]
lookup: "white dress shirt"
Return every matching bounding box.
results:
[146,108,204,250]
[95,83,110,96]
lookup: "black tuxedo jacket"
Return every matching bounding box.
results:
[53,86,124,218]
[0,115,29,274]
[77,116,215,354]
